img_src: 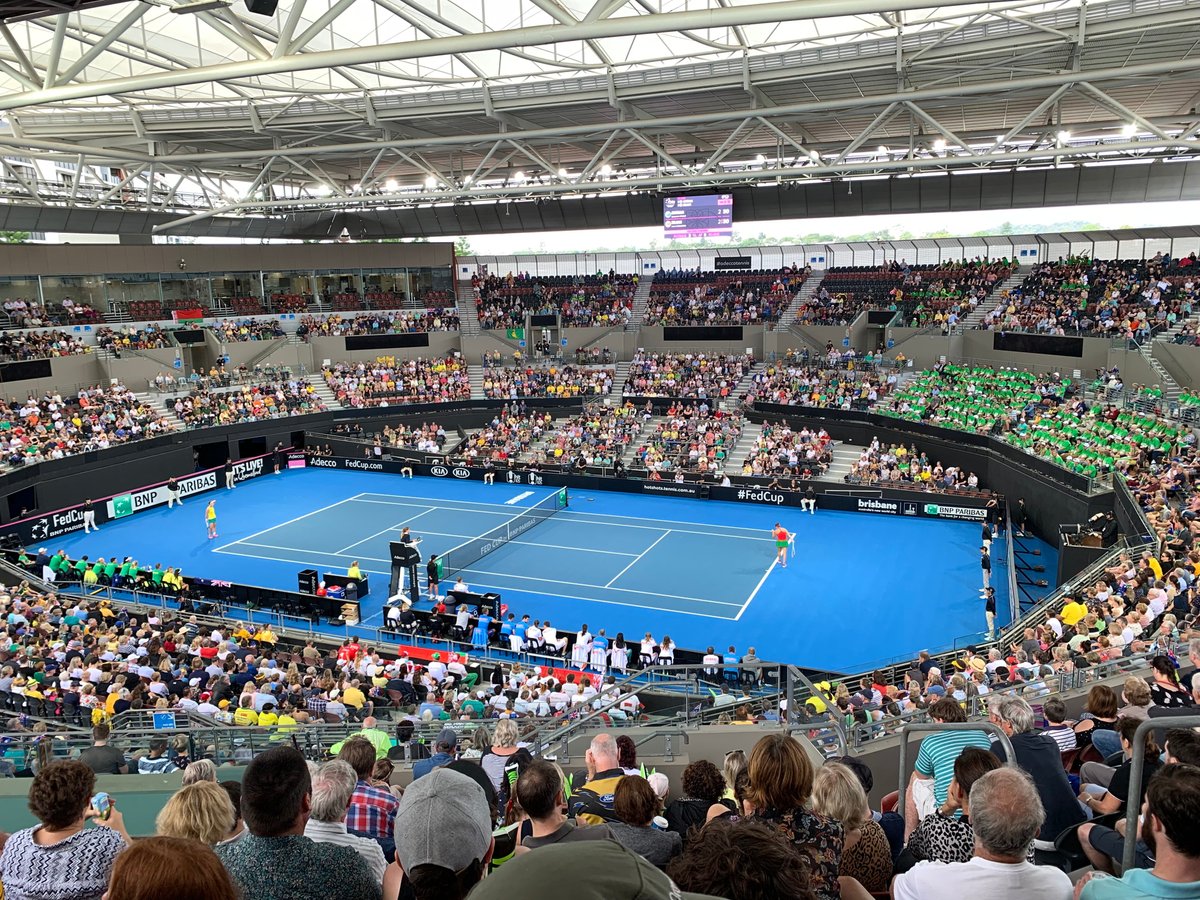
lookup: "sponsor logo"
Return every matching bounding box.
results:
[642,482,698,496]
[924,503,988,521]
[452,467,471,479]
[857,498,899,515]
[347,460,383,471]
[29,508,86,541]
[528,473,543,485]
[310,457,339,468]
[105,472,218,519]
[736,488,785,505]
[112,495,134,518]
[233,458,264,482]
[430,465,449,477]
[901,501,918,516]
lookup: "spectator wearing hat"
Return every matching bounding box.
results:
[382,767,494,900]
[411,727,457,780]
[214,746,380,900]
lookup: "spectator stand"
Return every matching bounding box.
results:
[643,267,808,328]
[322,356,472,407]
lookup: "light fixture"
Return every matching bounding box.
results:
[1122,123,1138,137]
[351,183,361,192]
[424,175,438,189]
[755,153,766,164]
[1057,129,1072,142]
[809,150,821,162]
[599,163,613,176]
[876,145,889,155]
[385,179,398,191]
[558,168,569,178]
[932,138,947,152]
[313,183,331,197]
[463,176,473,186]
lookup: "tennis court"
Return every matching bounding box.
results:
[45,467,1045,671]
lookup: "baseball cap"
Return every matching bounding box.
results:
[393,768,491,873]
[434,727,458,750]
[467,841,723,900]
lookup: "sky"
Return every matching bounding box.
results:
[463,199,1200,256]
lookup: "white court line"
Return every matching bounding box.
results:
[213,546,391,580]
[212,494,363,551]
[736,559,777,622]
[335,506,437,555]
[353,492,540,513]
[351,498,515,517]
[604,529,671,587]
[238,533,638,559]
[505,491,535,505]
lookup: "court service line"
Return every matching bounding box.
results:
[383,528,639,557]
[335,507,437,555]
[353,493,544,513]
[505,491,535,505]
[212,546,391,580]
[736,559,777,622]
[604,529,671,588]
[212,494,365,551]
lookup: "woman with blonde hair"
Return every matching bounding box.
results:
[181,758,217,785]
[812,762,892,895]
[156,781,237,845]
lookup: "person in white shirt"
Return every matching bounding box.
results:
[426,653,447,683]
[304,759,387,883]
[639,633,656,668]
[542,622,567,655]
[891,767,1072,900]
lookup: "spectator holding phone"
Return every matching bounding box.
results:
[0,760,131,900]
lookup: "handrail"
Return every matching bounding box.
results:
[1121,716,1200,871]
[1005,498,1018,625]
[896,721,1015,798]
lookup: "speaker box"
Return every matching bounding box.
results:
[245,0,278,15]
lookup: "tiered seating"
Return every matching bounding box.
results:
[801,259,1012,328]
[622,350,754,399]
[96,325,174,351]
[977,254,1200,337]
[536,401,643,468]
[480,364,613,399]
[379,421,446,453]
[164,298,209,317]
[322,356,471,407]
[0,329,90,361]
[741,424,833,478]
[0,382,172,467]
[633,405,744,475]
[170,378,326,427]
[329,292,364,311]
[472,272,636,328]
[845,439,979,490]
[297,309,459,338]
[208,319,285,342]
[270,292,308,313]
[456,408,556,464]
[644,267,808,327]
[127,299,164,321]
[229,296,266,315]
[743,357,892,410]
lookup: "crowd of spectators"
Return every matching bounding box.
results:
[208,319,285,342]
[740,423,833,479]
[378,421,446,454]
[323,357,471,407]
[471,271,636,329]
[643,267,808,327]
[976,253,1199,338]
[0,383,173,468]
[0,329,90,361]
[96,326,174,353]
[480,364,613,399]
[455,408,555,465]
[3,298,103,327]
[633,404,744,476]
[742,352,894,410]
[623,351,754,400]
[844,438,981,490]
[531,402,643,471]
[170,379,327,428]
[297,309,460,339]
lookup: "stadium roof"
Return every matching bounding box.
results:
[0,0,1197,237]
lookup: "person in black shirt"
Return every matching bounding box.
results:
[984,586,997,638]
[980,546,991,592]
[426,554,441,602]
[82,498,97,533]
[224,458,235,490]
[802,486,817,514]
[167,476,181,508]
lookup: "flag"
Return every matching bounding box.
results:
[505,327,524,341]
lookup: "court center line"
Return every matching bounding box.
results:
[736,559,777,622]
[212,494,364,551]
[604,529,671,588]
[334,507,437,555]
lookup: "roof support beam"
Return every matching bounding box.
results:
[287,0,358,55]
[40,13,67,91]
[55,3,152,86]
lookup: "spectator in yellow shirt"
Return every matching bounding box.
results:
[233,696,259,727]
[341,680,367,715]
[257,703,279,728]
[1061,597,1090,627]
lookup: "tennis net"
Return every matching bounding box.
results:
[440,487,569,576]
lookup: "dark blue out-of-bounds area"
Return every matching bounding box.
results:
[47,467,1054,672]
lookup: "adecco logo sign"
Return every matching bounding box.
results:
[430,465,449,477]
[310,457,338,469]
[452,468,471,479]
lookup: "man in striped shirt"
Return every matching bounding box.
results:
[903,697,992,838]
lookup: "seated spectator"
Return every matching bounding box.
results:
[1117,676,1154,721]
[744,733,846,900]
[338,735,400,860]
[411,728,457,780]
[570,733,626,825]
[78,723,128,775]
[1077,763,1200,899]
[665,759,733,842]
[813,762,892,894]
[323,357,471,407]
[1043,696,1079,752]
[622,350,753,400]
[104,835,238,900]
[1076,684,1122,757]
[608,775,682,868]
[667,819,819,900]
[904,698,992,838]
[901,746,1003,869]
[215,746,380,900]
[156,781,237,846]
[384,767,493,900]
[1079,716,1163,819]
[516,758,614,852]
[305,759,387,884]
[0,760,131,900]
[137,737,178,774]
[892,767,1073,899]
[988,696,1087,845]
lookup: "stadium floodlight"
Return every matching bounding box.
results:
[385,179,398,191]
[876,145,889,155]
[512,171,526,181]
[424,175,438,188]
[1057,130,1072,142]
[755,154,766,164]
[599,164,613,176]
[558,168,569,178]
[1122,123,1138,137]
[932,138,947,152]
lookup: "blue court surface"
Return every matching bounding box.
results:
[47,468,1053,672]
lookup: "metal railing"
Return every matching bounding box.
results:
[897,721,1015,798]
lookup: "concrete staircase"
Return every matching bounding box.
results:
[614,359,633,394]
[959,267,1028,330]
[468,364,487,400]
[724,421,763,472]
[630,276,655,328]
[729,362,763,405]
[784,275,824,326]
[815,442,859,482]
[456,280,482,334]
[308,374,339,408]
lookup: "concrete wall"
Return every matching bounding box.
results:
[308,334,462,367]
[1153,342,1200,389]
[960,329,1109,376]
[0,352,106,397]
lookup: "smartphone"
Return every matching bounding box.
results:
[90,791,112,820]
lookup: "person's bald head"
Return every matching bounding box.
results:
[362,716,377,729]
[587,733,619,771]
[969,768,1045,861]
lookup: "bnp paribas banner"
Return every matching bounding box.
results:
[106,456,267,519]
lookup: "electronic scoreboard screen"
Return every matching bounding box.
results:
[663,194,733,239]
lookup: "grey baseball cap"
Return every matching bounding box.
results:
[393,767,491,873]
